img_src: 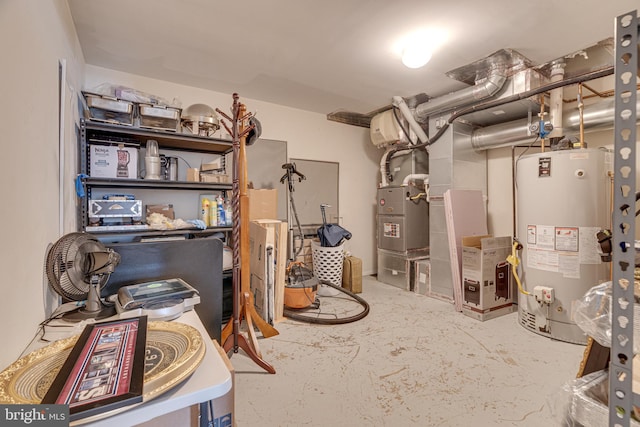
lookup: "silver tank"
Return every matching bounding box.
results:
[516,148,611,344]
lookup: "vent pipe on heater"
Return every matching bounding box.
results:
[548,60,566,139]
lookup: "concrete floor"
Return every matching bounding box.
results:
[231,276,586,426]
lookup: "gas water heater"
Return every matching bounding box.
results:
[516,148,612,344]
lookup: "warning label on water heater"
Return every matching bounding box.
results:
[555,227,579,252]
[525,224,602,278]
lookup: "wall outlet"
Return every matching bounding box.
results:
[533,286,554,304]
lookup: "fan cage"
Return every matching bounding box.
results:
[45,232,112,301]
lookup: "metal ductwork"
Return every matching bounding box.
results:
[470,96,640,150]
[414,72,507,121]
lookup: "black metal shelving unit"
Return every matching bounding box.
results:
[77,119,234,241]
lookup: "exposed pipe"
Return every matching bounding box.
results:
[548,60,566,139]
[380,145,412,187]
[564,96,630,130]
[471,95,640,150]
[472,119,532,149]
[402,173,429,186]
[380,147,393,188]
[414,72,507,121]
[578,83,585,148]
[392,96,429,143]
[409,67,614,152]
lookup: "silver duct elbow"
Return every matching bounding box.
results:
[415,73,507,121]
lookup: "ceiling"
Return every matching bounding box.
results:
[67,0,638,118]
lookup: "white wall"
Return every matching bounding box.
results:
[0,0,85,370]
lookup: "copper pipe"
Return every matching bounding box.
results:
[582,83,606,98]
[578,83,585,148]
[563,83,640,103]
[512,146,517,238]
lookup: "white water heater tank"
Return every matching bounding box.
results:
[516,148,612,344]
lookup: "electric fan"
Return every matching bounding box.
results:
[45,232,121,321]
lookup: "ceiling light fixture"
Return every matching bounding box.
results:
[396,28,447,69]
[402,42,432,69]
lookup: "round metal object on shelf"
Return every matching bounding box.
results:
[0,321,205,410]
[181,103,220,137]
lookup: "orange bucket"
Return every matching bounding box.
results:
[284,285,317,309]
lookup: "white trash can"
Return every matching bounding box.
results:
[311,240,344,296]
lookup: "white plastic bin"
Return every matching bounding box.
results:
[311,240,344,296]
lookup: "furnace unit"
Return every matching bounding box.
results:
[377,185,429,290]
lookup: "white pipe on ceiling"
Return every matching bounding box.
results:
[548,60,566,138]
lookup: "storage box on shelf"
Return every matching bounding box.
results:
[84,92,135,126]
[88,143,139,178]
[83,92,183,132]
[138,103,181,132]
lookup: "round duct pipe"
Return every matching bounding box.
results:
[414,73,507,121]
[471,118,531,150]
[470,96,640,150]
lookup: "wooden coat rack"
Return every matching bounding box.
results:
[217,94,278,374]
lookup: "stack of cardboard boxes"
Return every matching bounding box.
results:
[248,189,288,323]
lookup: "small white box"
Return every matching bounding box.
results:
[89,144,139,178]
[413,260,430,295]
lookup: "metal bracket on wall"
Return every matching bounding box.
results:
[610,10,638,427]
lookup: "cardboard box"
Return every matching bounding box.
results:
[250,220,288,323]
[200,171,230,183]
[248,189,277,220]
[342,256,362,293]
[294,238,314,267]
[89,144,139,178]
[249,221,276,324]
[253,220,288,322]
[461,236,515,321]
[201,158,223,171]
[186,168,200,182]
[146,204,175,220]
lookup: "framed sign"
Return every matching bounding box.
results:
[42,316,147,421]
